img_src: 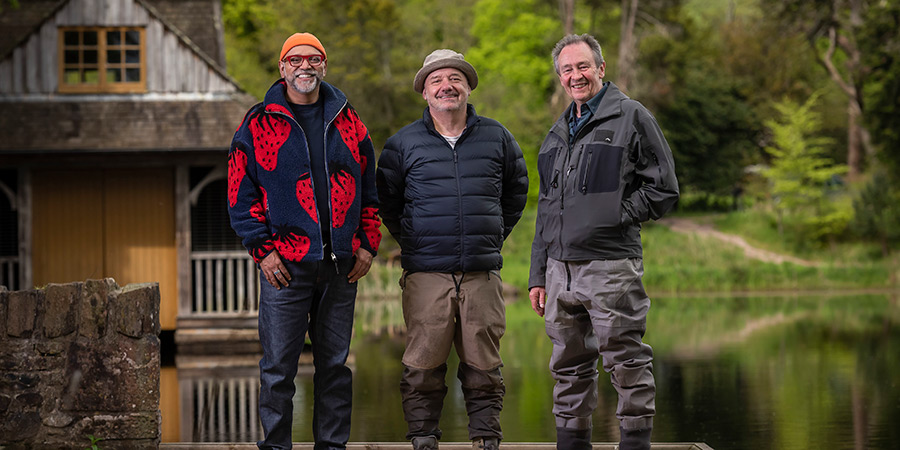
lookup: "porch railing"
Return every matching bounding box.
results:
[0,256,19,291]
[180,368,262,442]
[190,251,259,314]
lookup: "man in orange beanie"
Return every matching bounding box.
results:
[228,32,381,450]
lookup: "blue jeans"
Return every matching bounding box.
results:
[257,258,358,450]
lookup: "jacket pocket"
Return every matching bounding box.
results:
[578,143,624,194]
[538,149,559,194]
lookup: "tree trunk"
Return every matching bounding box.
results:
[559,0,574,35]
[847,100,863,181]
[550,0,576,115]
[617,0,639,93]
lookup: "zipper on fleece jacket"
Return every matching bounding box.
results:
[323,99,348,272]
[270,97,349,267]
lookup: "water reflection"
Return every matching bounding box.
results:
[161,293,900,449]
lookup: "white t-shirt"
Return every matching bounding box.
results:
[441,133,462,149]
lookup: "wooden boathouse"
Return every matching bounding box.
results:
[0,0,260,347]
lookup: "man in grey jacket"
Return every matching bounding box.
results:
[529,34,679,450]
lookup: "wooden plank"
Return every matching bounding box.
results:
[178,375,195,442]
[31,170,104,286]
[103,169,177,330]
[175,166,192,319]
[40,23,56,93]
[163,32,176,91]
[204,259,213,312]
[236,261,245,311]
[25,35,39,93]
[146,21,163,91]
[225,258,235,312]
[215,259,224,312]
[12,47,24,94]
[193,259,202,313]
[18,169,32,290]
[245,260,254,312]
[160,443,714,450]
[0,59,12,93]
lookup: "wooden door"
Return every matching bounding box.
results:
[32,168,178,329]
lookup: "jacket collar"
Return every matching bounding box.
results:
[553,81,626,139]
[262,79,348,122]
[423,103,480,134]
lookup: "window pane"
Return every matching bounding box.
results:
[83,50,98,64]
[65,50,80,65]
[83,69,99,83]
[125,68,140,82]
[107,30,121,46]
[64,69,80,83]
[64,31,79,46]
[107,50,121,64]
[83,31,97,46]
[107,69,122,82]
[125,30,140,45]
[125,49,140,63]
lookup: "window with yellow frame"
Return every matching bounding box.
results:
[58,27,146,93]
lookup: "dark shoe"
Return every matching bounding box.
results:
[556,427,591,450]
[618,426,651,450]
[412,436,439,450]
[472,437,500,450]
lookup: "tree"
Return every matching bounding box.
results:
[763,94,851,243]
[762,0,882,181]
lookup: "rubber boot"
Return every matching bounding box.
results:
[556,427,591,450]
[412,435,439,450]
[618,426,651,450]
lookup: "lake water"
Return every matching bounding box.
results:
[162,292,900,449]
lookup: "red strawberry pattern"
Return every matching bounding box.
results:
[330,167,357,228]
[249,239,276,264]
[361,207,382,248]
[273,227,312,260]
[250,112,290,171]
[295,172,317,223]
[334,110,360,164]
[250,186,268,223]
[265,103,292,117]
[227,148,247,207]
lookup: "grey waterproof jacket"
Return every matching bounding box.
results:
[529,82,679,288]
[377,104,529,273]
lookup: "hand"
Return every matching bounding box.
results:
[261,251,290,289]
[529,286,546,317]
[348,248,374,283]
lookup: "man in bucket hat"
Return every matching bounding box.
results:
[228,32,381,449]
[377,49,529,450]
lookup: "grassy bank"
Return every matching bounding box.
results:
[496,209,896,296]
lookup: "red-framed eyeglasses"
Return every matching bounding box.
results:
[282,54,326,68]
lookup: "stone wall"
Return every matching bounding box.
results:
[0,279,161,449]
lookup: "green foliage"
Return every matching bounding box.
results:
[852,171,900,256]
[762,93,851,243]
[84,434,103,450]
[467,0,560,203]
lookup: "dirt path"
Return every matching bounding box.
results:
[658,217,819,267]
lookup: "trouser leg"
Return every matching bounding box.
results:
[257,261,316,450]
[544,259,599,432]
[401,364,450,439]
[457,363,505,440]
[399,272,456,440]
[309,257,358,450]
[455,271,506,441]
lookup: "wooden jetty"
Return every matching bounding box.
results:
[161,442,714,449]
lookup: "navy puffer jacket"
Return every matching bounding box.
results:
[376,104,528,273]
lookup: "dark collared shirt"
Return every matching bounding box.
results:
[567,82,609,143]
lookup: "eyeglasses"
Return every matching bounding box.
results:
[282,54,326,68]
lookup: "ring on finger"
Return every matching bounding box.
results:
[274,270,280,275]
